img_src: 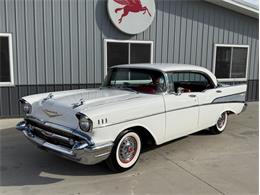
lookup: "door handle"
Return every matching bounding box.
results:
[189,94,196,98]
[216,90,222,93]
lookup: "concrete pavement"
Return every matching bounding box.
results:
[0,102,258,195]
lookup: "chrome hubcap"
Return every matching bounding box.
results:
[119,136,137,163]
[217,113,226,129]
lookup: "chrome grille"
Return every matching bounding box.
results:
[25,118,85,149]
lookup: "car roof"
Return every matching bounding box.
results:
[112,63,206,72]
[111,63,218,86]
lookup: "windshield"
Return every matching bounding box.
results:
[102,68,166,94]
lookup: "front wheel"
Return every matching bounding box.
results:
[106,131,141,172]
[209,112,228,134]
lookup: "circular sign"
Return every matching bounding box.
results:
[107,0,156,35]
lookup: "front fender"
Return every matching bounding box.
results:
[91,113,165,146]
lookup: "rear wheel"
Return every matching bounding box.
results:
[209,112,228,134]
[106,131,141,172]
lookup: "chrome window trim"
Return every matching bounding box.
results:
[93,92,246,130]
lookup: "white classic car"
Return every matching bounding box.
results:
[17,64,247,171]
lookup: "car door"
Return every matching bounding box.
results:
[171,71,222,131]
[163,72,199,142]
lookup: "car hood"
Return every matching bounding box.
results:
[54,88,140,109]
[25,89,141,129]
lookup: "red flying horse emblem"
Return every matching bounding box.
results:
[114,0,152,23]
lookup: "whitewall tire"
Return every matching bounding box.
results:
[209,112,228,134]
[106,131,141,172]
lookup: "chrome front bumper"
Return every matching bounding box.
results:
[16,120,113,165]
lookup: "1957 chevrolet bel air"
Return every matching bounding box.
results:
[17,64,247,172]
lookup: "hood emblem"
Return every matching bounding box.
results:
[43,109,62,118]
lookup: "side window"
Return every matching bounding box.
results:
[168,72,213,93]
[187,73,209,83]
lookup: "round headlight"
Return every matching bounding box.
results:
[79,117,93,132]
[23,103,32,114]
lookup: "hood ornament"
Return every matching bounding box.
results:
[42,93,54,103]
[72,98,85,109]
[43,109,62,118]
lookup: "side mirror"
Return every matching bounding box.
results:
[177,87,184,95]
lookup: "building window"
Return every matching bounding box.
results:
[0,33,14,86]
[104,39,153,76]
[213,44,249,81]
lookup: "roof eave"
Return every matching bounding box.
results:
[206,0,259,19]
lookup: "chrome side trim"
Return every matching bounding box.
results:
[166,104,198,113]
[212,92,246,103]
[93,92,246,129]
[94,111,165,129]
